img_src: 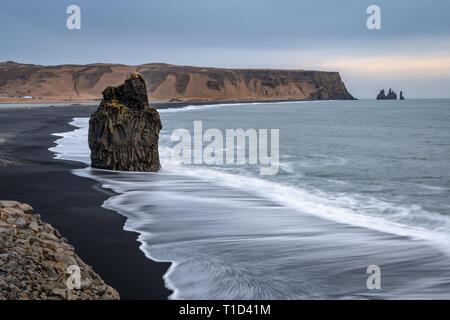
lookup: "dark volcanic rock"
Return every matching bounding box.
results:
[400,91,405,100]
[387,89,397,100]
[377,89,387,100]
[88,73,162,172]
[377,88,397,100]
[101,73,149,110]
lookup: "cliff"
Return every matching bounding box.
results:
[88,73,162,172]
[0,61,354,103]
[0,200,119,300]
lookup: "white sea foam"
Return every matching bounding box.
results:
[51,117,450,252]
[49,113,450,299]
[157,100,324,113]
[51,118,91,165]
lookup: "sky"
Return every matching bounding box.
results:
[1,0,450,98]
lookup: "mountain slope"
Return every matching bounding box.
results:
[0,61,354,103]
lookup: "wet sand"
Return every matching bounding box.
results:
[0,105,171,299]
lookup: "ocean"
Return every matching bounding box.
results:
[50,99,450,299]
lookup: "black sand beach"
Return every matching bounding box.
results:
[0,105,171,299]
[0,99,298,299]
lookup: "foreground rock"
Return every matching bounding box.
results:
[0,201,119,300]
[88,73,162,172]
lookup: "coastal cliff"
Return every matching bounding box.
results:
[0,61,354,103]
[0,201,119,300]
[88,73,162,172]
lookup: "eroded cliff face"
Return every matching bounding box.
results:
[0,62,355,102]
[141,65,354,101]
[88,73,162,172]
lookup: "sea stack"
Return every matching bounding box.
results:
[376,89,387,100]
[400,91,405,100]
[377,88,398,100]
[88,73,162,172]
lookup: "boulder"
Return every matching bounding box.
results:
[0,201,120,300]
[88,73,162,172]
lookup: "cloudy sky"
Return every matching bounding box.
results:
[1,0,450,98]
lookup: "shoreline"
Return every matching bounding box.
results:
[52,101,450,299]
[0,105,171,299]
[2,98,447,109]
[0,97,355,108]
[1,101,450,299]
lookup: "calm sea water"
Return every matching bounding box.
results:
[51,99,450,299]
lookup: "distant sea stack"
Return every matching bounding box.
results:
[377,88,399,100]
[88,73,162,172]
[0,61,354,103]
[400,91,405,100]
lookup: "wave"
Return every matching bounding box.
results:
[49,116,450,299]
[160,160,450,254]
[157,100,328,113]
[51,117,450,252]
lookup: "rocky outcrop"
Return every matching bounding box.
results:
[88,73,162,172]
[400,91,405,100]
[376,90,386,100]
[377,88,398,100]
[0,200,119,300]
[0,61,355,103]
